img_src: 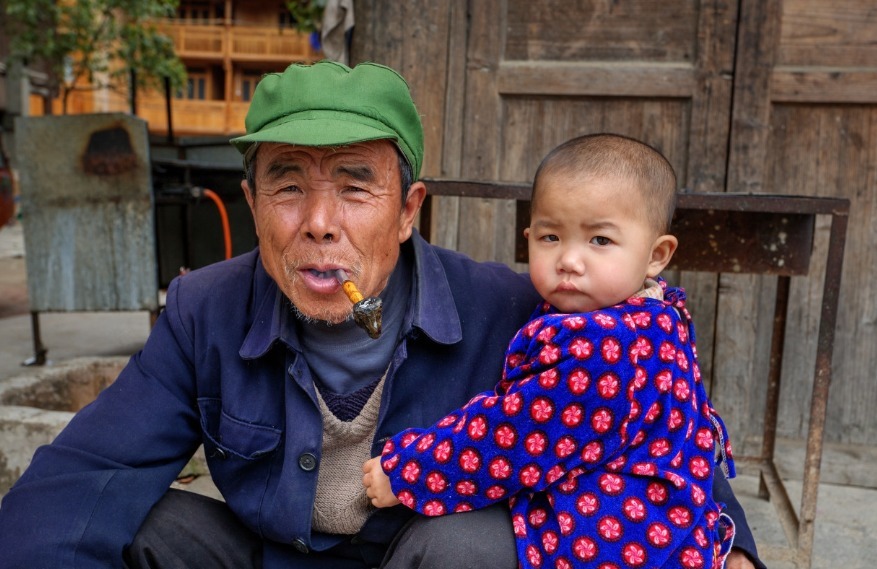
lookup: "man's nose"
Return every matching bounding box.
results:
[301,195,339,242]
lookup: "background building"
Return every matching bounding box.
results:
[29,0,322,137]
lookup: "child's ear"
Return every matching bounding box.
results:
[647,234,678,278]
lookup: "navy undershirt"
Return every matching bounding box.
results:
[297,257,411,421]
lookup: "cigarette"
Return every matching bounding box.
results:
[335,269,363,304]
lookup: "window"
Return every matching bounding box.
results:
[239,72,263,102]
[177,2,220,24]
[177,69,208,100]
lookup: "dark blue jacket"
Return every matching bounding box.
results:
[0,231,759,567]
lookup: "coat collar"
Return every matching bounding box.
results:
[239,230,462,360]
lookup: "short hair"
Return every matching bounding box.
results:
[532,133,678,235]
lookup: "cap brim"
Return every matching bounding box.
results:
[230,116,399,154]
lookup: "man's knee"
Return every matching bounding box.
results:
[382,504,517,569]
[125,489,261,569]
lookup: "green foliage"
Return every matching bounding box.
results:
[284,0,326,33]
[2,0,187,113]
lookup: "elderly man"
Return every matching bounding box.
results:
[0,61,763,569]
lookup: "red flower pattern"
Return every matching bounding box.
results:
[380,283,734,569]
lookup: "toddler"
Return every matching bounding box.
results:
[363,133,736,569]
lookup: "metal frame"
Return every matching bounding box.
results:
[421,181,850,568]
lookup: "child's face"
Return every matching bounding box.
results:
[525,172,674,313]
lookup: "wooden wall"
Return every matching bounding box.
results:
[352,0,877,465]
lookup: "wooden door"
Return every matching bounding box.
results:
[719,0,877,459]
[353,0,877,469]
[355,0,739,421]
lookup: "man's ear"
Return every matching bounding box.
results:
[241,179,255,210]
[241,179,261,241]
[399,181,427,242]
[647,234,678,278]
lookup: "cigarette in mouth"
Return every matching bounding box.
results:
[336,269,364,304]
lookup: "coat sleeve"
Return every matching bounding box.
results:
[713,473,766,569]
[379,308,659,515]
[0,279,202,568]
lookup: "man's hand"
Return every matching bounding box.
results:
[362,456,401,508]
[725,550,756,569]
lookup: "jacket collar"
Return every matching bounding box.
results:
[239,231,462,360]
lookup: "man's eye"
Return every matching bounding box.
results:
[591,236,611,246]
[280,185,301,193]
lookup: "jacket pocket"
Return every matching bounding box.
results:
[198,397,282,460]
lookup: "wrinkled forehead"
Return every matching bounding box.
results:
[254,140,400,175]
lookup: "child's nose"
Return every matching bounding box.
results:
[558,248,585,274]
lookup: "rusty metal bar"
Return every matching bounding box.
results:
[422,179,851,216]
[762,276,791,469]
[417,182,852,568]
[796,206,849,566]
[423,179,530,200]
[676,192,850,216]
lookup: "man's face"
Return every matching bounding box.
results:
[243,140,424,323]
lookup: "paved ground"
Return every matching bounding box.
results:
[0,219,872,567]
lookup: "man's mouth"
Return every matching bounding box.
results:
[308,268,339,280]
[297,266,348,294]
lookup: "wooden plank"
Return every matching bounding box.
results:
[716,0,784,442]
[497,61,696,97]
[457,0,506,263]
[771,68,877,103]
[727,0,783,194]
[661,0,737,392]
[505,0,699,62]
[685,0,738,194]
[431,0,469,252]
[779,0,877,67]
[350,0,458,245]
[765,104,877,446]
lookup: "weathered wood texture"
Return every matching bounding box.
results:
[352,0,877,453]
[723,0,877,454]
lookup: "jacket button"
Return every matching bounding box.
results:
[213,448,228,460]
[292,538,308,553]
[299,452,317,471]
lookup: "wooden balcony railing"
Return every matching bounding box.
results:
[156,21,319,62]
[139,96,238,135]
[231,26,315,60]
[159,23,225,59]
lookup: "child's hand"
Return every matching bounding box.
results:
[362,456,401,508]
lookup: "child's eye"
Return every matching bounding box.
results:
[541,234,559,242]
[591,236,611,246]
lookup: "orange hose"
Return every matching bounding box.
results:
[202,189,232,260]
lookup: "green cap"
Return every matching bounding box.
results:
[230,60,424,179]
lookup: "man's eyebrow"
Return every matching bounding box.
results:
[335,164,376,182]
[265,162,303,180]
